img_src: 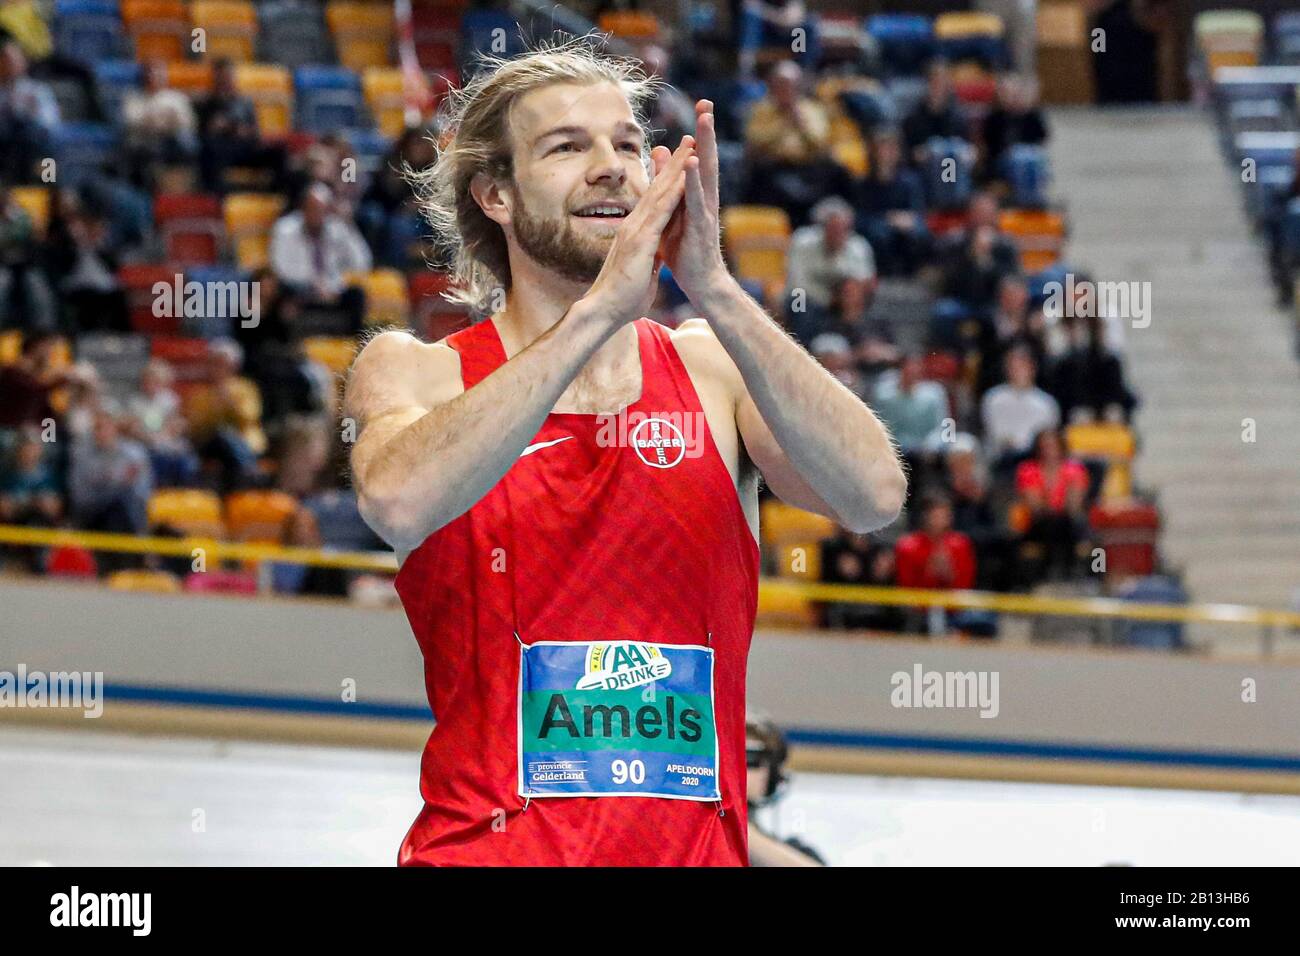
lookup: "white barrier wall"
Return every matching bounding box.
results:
[2,578,1298,767]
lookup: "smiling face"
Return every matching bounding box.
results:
[479,81,649,285]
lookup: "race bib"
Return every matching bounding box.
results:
[517,640,720,801]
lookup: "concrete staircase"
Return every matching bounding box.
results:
[1047,106,1300,637]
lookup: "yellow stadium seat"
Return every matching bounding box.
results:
[760,498,837,551]
[10,186,50,237]
[362,67,406,138]
[598,11,661,41]
[828,114,868,177]
[934,11,1004,40]
[721,205,792,287]
[1067,422,1136,502]
[148,488,225,537]
[345,268,410,327]
[1207,49,1259,75]
[326,1,395,71]
[107,569,183,593]
[999,209,1066,273]
[0,330,21,365]
[224,490,298,543]
[223,192,286,270]
[302,336,360,377]
[234,63,293,136]
[190,0,258,62]
[165,59,213,95]
[121,0,188,62]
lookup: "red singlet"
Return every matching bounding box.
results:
[393,317,760,866]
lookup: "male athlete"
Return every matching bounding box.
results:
[345,39,907,866]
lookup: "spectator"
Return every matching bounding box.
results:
[980,343,1060,472]
[871,353,948,459]
[944,434,1013,591]
[902,59,966,163]
[123,60,199,188]
[735,0,822,77]
[0,184,56,332]
[60,361,104,443]
[783,196,876,345]
[819,528,905,631]
[0,426,61,572]
[1047,312,1139,424]
[808,332,864,397]
[273,413,331,498]
[146,412,201,488]
[269,183,371,335]
[0,38,58,182]
[53,207,129,333]
[980,73,1049,179]
[1014,426,1091,582]
[640,44,697,150]
[0,332,66,431]
[896,492,976,588]
[185,338,267,492]
[0,427,61,525]
[743,60,851,227]
[854,128,929,277]
[359,128,436,268]
[973,274,1048,398]
[195,57,286,193]
[941,191,1021,310]
[125,359,181,445]
[68,403,153,572]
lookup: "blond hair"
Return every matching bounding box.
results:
[408,33,662,313]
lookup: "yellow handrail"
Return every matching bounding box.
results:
[2,523,1298,628]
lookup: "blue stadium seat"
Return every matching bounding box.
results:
[867,14,934,76]
[921,136,976,210]
[259,1,337,67]
[929,297,973,349]
[1000,144,1051,209]
[937,32,1007,70]
[839,87,898,135]
[51,122,120,186]
[181,266,249,339]
[1115,576,1187,650]
[460,9,523,72]
[304,489,382,551]
[294,66,364,135]
[53,0,125,64]
[91,60,142,121]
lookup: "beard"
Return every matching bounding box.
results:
[511,187,617,284]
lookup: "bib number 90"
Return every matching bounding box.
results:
[610,759,645,785]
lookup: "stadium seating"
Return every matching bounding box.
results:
[325,1,394,71]
[120,0,188,63]
[233,63,294,136]
[294,65,365,134]
[223,192,286,270]
[190,0,259,63]
[54,0,126,64]
[258,0,336,67]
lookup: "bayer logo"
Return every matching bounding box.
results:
[630,418,686,469]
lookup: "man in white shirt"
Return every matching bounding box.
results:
[784,196,876,345]
[269,183,372,334]
[980,343,1059,469]
[123,60,198,180]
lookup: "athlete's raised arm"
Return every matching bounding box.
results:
[663,101,907,533]
[345,139,695,554]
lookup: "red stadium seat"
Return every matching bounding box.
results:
[154,194,225,266]
[119,263,182,335]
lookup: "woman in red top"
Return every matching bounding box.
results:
[1014,427,1091,582]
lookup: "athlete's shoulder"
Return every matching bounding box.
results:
[345,327,461,418]
[668,318,744,398]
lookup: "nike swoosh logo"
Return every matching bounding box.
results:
[519,436,575,458]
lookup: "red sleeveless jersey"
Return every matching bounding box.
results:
[392,317,760,866]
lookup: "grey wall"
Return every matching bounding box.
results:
[2,579,1297,765]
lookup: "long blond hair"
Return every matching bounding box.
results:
[408,33,662,314]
